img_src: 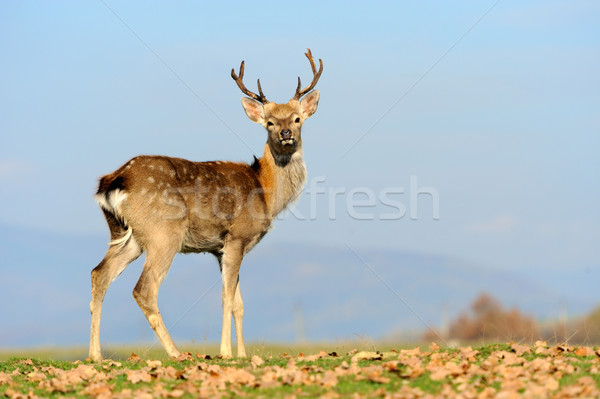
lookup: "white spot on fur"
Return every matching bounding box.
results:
[149,164,155,169]
[141,188,148,195]
[148,177,155,183]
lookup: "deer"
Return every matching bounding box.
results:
[88,49,322,361]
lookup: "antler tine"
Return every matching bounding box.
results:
[257,79,267,100]
[231,60,269,104]
[292,48,324,101]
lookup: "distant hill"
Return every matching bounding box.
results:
[0,223,594,347]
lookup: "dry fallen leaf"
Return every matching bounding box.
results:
[320,370,338,387]
[251,355,264,368]
[26,371,46,382]
[0,372,13,385]
[510,342,531,356]
[126,369,152,384]
[459,346,479,361]
[351,351,383,362]
[175,352,193,362]
[575,346,595,357]
[82,382,112,397]
[146,360,162,368]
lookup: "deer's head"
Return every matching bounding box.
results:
[232,49,322,158]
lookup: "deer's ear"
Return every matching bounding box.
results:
[300,90,320,119]
[241,98,265,124]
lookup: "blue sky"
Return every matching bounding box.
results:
[1,0,599,279]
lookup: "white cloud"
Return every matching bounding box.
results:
[467,215,518,233]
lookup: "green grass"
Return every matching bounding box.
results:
[1,343,598,398]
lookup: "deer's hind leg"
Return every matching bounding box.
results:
[89,227,142,362]
[132,237,182,358]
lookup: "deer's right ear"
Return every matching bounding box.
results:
[241,98,266,125]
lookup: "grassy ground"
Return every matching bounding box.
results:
[1,342,599,398]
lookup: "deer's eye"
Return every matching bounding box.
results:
[295,117,300,123]
[267,121,274,127]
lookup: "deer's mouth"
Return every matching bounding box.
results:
[280,138,296,146]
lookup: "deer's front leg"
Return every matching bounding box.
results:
[233,282,246,357]
[219,241,244,358]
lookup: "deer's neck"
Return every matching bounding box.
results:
[257,143,306,218]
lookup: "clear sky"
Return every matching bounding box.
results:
[1,0,599,278]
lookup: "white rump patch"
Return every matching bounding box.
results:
[96,189,133,249]
[95,189,128,215]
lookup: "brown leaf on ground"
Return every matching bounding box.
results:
[154,366,180,380]
[146,360,162,369]
[364,366,390,384]
[222,367,256,386]
[459,346,479,361]
[382,361,399,372]
[132,387,154,399]
[128,353,141,362]
[493,350,524,366]
[399,354,424,378]
[103,361,122,369]
[351,351,383,362]
[251,355,264,368]
[429,342,441,351]
[175,352,193,362]
[303,351,329,362]
[510,342,531,356]
[0,372,13,385]
[320,370,338,387]
[82,382,112,398]
[126,369,152,384]
[26,371,46,382]
[574,346,595,357]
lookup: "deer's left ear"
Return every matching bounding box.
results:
[300,90,320,119]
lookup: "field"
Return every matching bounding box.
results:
[1,342,599,398]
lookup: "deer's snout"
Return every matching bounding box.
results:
[280,129,292,140]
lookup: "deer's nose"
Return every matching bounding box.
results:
[280,129,292,140]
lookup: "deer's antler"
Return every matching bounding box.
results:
[231,61,269,104]
[292,48,323,101]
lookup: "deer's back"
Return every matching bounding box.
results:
[97,155,270,254]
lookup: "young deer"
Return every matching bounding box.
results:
[89,49,322,361]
